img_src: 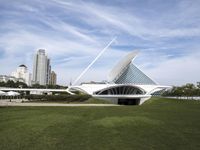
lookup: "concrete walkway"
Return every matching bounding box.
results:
[0,100,119,107]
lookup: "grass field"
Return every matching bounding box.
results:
[0,97,200,150]
[25,97,113,104]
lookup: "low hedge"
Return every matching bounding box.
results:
[25,94,91,103]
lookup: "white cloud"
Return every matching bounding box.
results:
[52,0,200,39]
[0,0,200,86]
[141,51,200,86]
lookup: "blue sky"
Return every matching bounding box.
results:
[0,0,200,85]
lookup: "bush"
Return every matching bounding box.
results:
[25,94,91,103]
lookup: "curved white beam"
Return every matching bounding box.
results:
[72,37,117,86]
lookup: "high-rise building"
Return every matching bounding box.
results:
[11,64,32,86]
[50,71,57,85]
[32,49,51,85]
[46,59,51,84]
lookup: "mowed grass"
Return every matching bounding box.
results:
[0,97,200,150]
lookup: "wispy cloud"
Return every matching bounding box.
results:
[0,0,200,85]
[142,50,200,85]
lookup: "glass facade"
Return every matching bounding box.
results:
[94,85,145,95]
[113,63,156,85]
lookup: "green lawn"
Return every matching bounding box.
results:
[0,97,200,150]
[24,97,112,104]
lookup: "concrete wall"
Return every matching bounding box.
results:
[139,96,152,105]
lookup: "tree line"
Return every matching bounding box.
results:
[163,83,200,97]
[0,80,28,88]
[0,80,67,89]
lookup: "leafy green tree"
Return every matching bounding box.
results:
[0,81,6,87]
[0,80,28,88]
[16,81,28,88]
[162,83,199,97]
[6,80,16,87]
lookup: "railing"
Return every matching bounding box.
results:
[164,96,200,100]
[0,95,23,100]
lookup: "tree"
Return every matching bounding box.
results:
[16,81,28,88]
[0,80,28,88]
[162,83,198,98]
[0,81,6,87]
[6,80,16,87]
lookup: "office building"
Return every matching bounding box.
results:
[50,71,57,85]
[32,49,51,85]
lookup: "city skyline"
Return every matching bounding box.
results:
[0,0,200,85]
[0,49,57,86]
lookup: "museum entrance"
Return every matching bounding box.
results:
[118,98,140,105]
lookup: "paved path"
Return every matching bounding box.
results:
[0,100,119,107]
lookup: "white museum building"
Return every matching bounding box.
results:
[68,51,170,105]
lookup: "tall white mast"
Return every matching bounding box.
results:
[72,37,117,86]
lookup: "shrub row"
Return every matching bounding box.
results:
[25,94,91,103]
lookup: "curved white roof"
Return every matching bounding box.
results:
[0,91,6,95]
[70,84,112,95]
[7,91,20,96]
[108,50,139,81]
[69,84,169,95]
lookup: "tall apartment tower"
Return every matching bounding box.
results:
[32,49,51,85]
